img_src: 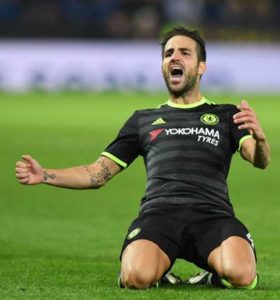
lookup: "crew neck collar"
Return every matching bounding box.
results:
[167,97,208,109]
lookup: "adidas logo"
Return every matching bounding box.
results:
[152,118,166,125]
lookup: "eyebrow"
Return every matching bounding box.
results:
[165,47,193,54]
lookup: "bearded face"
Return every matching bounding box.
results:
[161,35,205,97]
[162,60,199,97]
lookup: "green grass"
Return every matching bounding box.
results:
[0,91,279,299]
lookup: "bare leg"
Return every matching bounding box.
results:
[208,236,256,287]
[121,239,171,289]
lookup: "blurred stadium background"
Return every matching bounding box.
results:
[0,1,279,299]
[0,0,279,92]
[0,0,280,40]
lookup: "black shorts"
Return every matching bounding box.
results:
[120,204,256,271]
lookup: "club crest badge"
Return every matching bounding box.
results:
[127,228,141,240]
[200,113,219,125]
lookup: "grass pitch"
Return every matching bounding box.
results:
[0,91,279,299]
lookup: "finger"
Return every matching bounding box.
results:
[233,111,254,119]
[237,100,251,111]
[22,154,34,163]
[234,117,252,124]
[234,115,257,124]
[16,161,28,168]
[234,116,255,126]
[15,167,28,173]
[16,168,29,175]
[233,108,257,119]
[238,122,258,130]
[16,172,29,179]
[19,178,29,184]
[240,99,249,108]
[241,99,248,106]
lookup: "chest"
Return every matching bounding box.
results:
[139,111,230,152]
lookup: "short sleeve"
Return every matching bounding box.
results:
[101,111,140,168]
[229,105,252,152]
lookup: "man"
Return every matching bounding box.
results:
[16,26,270,290]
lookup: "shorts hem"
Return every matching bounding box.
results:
[120,233,177,267]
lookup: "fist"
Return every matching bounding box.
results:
[15,154,44,185]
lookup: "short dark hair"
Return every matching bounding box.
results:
[160,26,206,62]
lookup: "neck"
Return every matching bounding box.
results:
[170,89,203,105]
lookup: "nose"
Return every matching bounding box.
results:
[171,50,181,61]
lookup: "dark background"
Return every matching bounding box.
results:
[0,0,279,41]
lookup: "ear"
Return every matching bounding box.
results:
[198,62,206,76]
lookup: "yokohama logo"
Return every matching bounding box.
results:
[165,127,220,139]
[149,127,220,142]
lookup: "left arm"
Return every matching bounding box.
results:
[233,100,270,169]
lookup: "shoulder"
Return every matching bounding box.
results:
[134,105,167,118]
[137,105,166,114]
[123,106,165,127]
[205,101,239,114]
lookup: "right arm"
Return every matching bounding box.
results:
[15,154,122,189]
[16,112,140,189]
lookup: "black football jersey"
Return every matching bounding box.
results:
[102,97,252,214]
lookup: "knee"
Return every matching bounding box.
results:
[222,263,256,287]
[122,267,158,289]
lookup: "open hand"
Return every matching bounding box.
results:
[233,100,266,141]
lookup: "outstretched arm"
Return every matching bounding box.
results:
[15,154,122,189]
[233,100,270,169]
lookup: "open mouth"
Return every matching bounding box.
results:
[171,68,183,76]
[170,66,184,83]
